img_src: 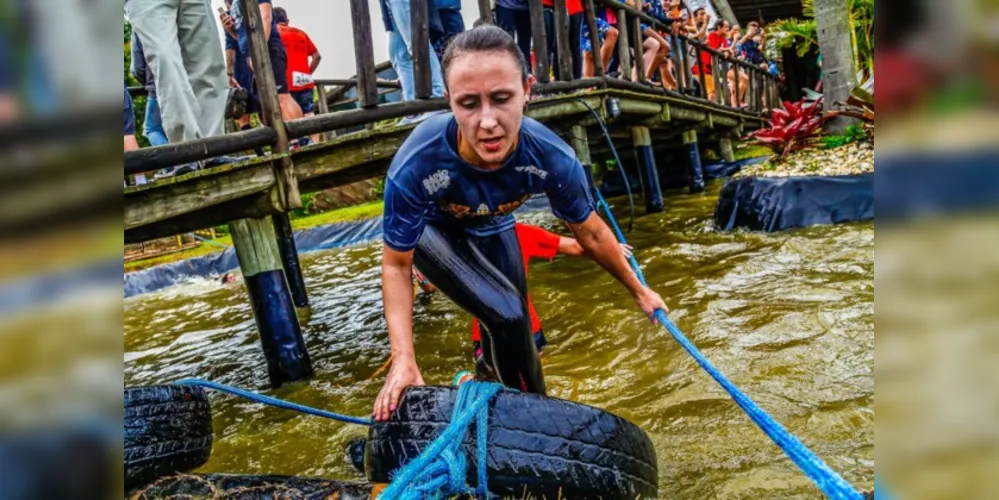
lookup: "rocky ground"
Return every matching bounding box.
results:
[735,139,874,178]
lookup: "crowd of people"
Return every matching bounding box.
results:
[125,0,782,184]
[124,0,322,184]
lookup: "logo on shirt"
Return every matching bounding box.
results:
[437,193,531,219]
[422,170,451,195]
[515,165,548,180]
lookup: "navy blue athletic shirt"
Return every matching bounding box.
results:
[383,113,594,252]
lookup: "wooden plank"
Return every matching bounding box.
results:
[410,0,433,99]
[680,38,692,91]
[126,190,281,244]
[125,162,276,230]
[670,36,684,89]
[239,0,300,210]
[532,77,604,94]
[616,9,631,80]
[631,13,645,83]
[231,217,283,276]
[733,60,740,106]
[315,79,401,89]
[286,98,449,139]
[349,0,379,108]
[529,0,550,82]
[316,85,330,114]
[124,127,277,175]
[553,0,572,81]
[582,0,605,78]
[747,68,757,112]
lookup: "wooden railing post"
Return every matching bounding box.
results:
[349,0,379,108]
[239,0,300,210]
[582,0,605,78]
[529,0,550,82]
[631,12,645,83]
[553,0,573,81]
[681,37,693,92]
[616,9,631,80]
[411,0,433,99]
[733,60,740,106]
[478,0,493,24]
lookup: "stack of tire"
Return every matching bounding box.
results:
[124,385,214,492]
[125,385,659,499]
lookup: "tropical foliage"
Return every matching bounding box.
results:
[768,0,874,78]
[749,98,830,158]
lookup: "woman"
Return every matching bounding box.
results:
[374,26,669,421]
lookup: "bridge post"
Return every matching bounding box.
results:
[570,125,595,190]
[230,217,314,388]
[719,135,736,164]
[684,130,705,193]
[272,212,309,308]
[631,126,663,213]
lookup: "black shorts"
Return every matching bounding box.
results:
[268,39,290,94]
[291,89,315,114]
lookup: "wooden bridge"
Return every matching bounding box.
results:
[123,0,779,387]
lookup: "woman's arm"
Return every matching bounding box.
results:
[374,245,425,421]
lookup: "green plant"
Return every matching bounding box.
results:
[291,193,318,218]
[768,0,874,78]
[820,124,867,149]
[371,177,387,198]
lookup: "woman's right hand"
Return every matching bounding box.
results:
[373,355,425,422]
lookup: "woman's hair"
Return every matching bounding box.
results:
[441,25,528,89]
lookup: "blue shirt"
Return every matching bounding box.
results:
[224,31,253,91]
[497,0,529,11]
[230,0,279,56]
[383,114,594,251]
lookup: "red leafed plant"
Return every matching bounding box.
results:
[749,98,830,159]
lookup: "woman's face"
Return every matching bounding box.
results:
[446,51,533,168]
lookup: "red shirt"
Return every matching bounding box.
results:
[693,31,730,75]
[277,24,318,92]
[471,223,561,342]
[541,0,584,15]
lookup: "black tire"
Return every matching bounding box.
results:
[125,385,213,492]
[365,386,658,499]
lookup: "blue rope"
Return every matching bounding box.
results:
[188,232,230,248]
[174,379,372,426]
[379,381,504,500]
[593,191,862,500]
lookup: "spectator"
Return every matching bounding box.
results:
[377,0,447,125]
[689,7,709,41]
[580,15,618,77]
[740,21,767,68]
[219,0,303,125]
[123,86,147,186]
[543,0,584,80]
[627,0,669,84]
[429,0,465,60]
[494,0,533,73]
[124,0,227,146]
[274,7,322,144]
[129,33,168,148]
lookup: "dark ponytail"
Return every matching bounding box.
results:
[441,25,528,90]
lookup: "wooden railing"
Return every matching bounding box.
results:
[124,0,779,182]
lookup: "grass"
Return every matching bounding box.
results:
[124,200,385,274]
[733,144,774,161]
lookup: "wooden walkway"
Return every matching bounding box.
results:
[125,88,763,243]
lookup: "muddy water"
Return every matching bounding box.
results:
[124,182,874,498]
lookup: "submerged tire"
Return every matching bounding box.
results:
[124,385,213,492]
[365,386,658,499]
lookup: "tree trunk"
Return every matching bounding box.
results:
[814,0,858,134]
[711,0,738,25]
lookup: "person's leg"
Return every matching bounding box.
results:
[543,8,559,80]
[177,0,227,138]
[388,31,416,101]
[635,37,659,81]
[569,13,584,80]
[127,0,201,143]
[494,6,517,39]
[513,10,534,73]
[601,27,618,71]
[143,96,169,147]
[413,225,544,395]
[387,0,445,97]
[292,89,320,143]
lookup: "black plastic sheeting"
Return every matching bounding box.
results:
[715,173,874,232]
[123,196,556,299]
[876,151,999,220]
